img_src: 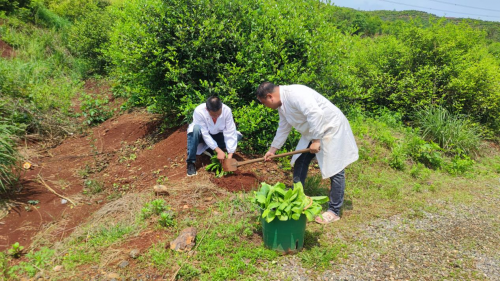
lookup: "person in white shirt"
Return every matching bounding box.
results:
[186,96,241,176]
[256,82,359,224]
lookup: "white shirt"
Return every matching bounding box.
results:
[271,85,359,178]
[187,103,238,154]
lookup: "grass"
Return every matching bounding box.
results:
[0,122,21,192]
[412,106,482,156]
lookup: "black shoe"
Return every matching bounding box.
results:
[187,162,197,176]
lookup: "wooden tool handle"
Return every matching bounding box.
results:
[236,148,310,167]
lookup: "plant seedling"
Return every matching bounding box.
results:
[206,154,229,178]
[8,242,24,258]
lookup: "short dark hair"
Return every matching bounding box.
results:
[255,82,277,99]
[206,96,222,112]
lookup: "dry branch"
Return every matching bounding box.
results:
[37,175,77,206]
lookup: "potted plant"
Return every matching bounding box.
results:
[252,181,328,253]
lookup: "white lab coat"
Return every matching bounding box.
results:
[187,103,238,154]
[270,85,359,179]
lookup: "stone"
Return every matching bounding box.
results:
[53,265,63,272]
[153,185,169,195]
[106,272,121,280]
[118,260,129,268]
[170,227,197,252]
[129,248,140,259]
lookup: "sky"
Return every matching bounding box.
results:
[330,0,500,22]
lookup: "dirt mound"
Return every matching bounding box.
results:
[0,39,15,58]
[211,171,260,192]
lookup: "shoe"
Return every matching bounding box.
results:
[315,211,340,224]
[202,150,212,157]
[187,162,197,176]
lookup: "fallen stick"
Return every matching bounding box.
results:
[37,175,77,206]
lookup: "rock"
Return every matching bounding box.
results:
[118,260,129,268]
[34,272,43,279]
[129,248,140,259]
[106,272,121,280]
[153,185,169,195]
[183,205,189,209]
[170,227,197,252]
[53,265,63,272]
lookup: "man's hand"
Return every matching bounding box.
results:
[215,147,225,161]
[264,147,278,161]
[310,140,321,154]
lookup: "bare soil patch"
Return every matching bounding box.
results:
[0,39,15,58]
[0,110,290,252]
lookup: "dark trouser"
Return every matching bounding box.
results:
[292,145,345,216]
[187,125,241,163]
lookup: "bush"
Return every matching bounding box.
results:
[66,6,114,74]
[104,0,352,120]
[412,106,481,156]
[350,20,500,133]
[406,134,444,169]
[233,102,300,154]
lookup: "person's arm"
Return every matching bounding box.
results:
[222,107,237,159]
[265,110,292,160]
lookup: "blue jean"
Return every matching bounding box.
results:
[186,125,241,163]
[292,144,345,216]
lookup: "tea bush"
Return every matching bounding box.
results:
[350,20,500,133]
[233,102,300,154]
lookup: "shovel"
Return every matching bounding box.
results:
[222,148,311,172]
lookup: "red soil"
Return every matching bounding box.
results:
[0,108,285,251]
[0,39,15,58]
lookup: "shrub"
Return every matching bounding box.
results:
[406,134,444,169]
[233,102,300,154]
[412,106,481,157]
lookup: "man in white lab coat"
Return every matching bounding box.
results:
[186,96,241,176]
[257,82,358,224]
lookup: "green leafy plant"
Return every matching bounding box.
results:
[252,182,328,223]
[7,242,24,258]
[158,211,176,228]
[80,93,113,126]
[141,199,168,219]
[205,154,228,178]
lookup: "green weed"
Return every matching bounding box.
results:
[83,179,104,194]
[298,242,346,269]
[7,242,24,258]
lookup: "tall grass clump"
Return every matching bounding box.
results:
[412,106,481,156]
[0,122,21,192]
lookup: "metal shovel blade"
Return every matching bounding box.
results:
[223,158,238,172]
